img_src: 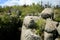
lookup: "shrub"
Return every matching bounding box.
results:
[54,9,60,22]
[0,12,22,32]
[0,13,22,40]
[35,18,46,35]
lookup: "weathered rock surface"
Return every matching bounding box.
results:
[22,29,41,40]
[44,18,58,40]
[23,16,40,28]
[45,18,58,32]
[21,16,41,40]
[44,31,53,40]
[40,8,54,19]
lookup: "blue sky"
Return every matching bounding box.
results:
[0,0,60,6]
[0,0,8,4]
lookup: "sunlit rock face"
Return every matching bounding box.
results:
[44,18,58,40]
[44,31,53,40]
[45,18,58,32]
[40,8,54,19]
[23,29,41,40]
[23,16,39,29]
[21,16,41,40]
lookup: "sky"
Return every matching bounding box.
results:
[0,0,60,6]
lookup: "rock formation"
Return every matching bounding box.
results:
[44,18,58,40]
[21,16,41,40]
[21,8,60,40]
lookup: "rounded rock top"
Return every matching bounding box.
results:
[41,8,54,14]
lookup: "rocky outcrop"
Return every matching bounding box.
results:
[44,18,58,40]
[21,8,60,40]
[43,8,60,40]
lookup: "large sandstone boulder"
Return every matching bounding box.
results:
[21,16,41,40]
[40,8,54,19]
[44,18,58,40]
[45,18,58,32]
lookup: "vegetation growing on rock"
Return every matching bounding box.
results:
[35,18,46,35]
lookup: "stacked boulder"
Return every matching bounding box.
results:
[41,8,60,40]
[44,19,58,40]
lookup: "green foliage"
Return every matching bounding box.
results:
[54,8,60,22]
[0,12,22,31]
[0,4,44,20]
[1,14,10,23]
[17,4,44,17]
[35,18,46,35]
